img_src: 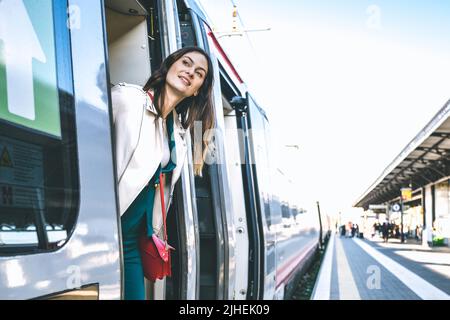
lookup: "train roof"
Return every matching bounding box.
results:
[354,99,450,209]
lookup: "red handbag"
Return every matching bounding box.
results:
[139,91,174,281]
[139,168,175,281]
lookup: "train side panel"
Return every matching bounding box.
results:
[0,0,121,299]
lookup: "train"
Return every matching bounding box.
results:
[0,0,321,300]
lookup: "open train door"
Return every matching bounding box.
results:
[231,92,271,299]
[239,93,277,299]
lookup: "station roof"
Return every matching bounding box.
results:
[354,100,450,210]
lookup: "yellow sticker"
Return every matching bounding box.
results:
[0,146,13,167]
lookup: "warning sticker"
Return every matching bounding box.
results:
[0,146,13,167]
[0,135,44,208]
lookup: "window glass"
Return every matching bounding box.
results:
[0,0,78,254]
[177,0,197,48]
[248,96,273,228]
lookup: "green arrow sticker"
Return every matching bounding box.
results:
[0,0,61,138]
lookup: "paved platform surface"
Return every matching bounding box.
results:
[312,233,450,300]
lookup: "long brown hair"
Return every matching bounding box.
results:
[143,46,215,176]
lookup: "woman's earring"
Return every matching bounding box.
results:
[194,92,198,97]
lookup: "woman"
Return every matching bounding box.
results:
[112,47,214,300]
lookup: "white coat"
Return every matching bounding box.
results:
[111,83,188,237]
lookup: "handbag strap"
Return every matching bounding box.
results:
[147,90,169,247]
[159,172,168,246]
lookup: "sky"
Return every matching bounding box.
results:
[198,0,450,223]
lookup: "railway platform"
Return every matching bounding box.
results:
[312,233,450,300]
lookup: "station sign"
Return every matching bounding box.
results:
[0,0,61,138]
[401,187,412,201]
[392,203,401,212]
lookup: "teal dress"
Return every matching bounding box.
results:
[121,116,176,300]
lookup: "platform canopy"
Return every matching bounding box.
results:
[354,100,450,210]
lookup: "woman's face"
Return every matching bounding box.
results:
[166,51,208,98]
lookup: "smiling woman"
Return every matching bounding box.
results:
[142,47,215,153]
[112,46,215,300]
[165,53,208,101]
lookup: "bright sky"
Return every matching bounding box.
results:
[198,0,450,222]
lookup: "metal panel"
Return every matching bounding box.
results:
[62,0,122,300]
[224,109,249,300]
[179,137,201,299]
[159,0,179,56]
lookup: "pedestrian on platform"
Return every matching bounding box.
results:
[395,224,400,239]
[382,221,389,243]
[112,47,214,300]
[346,221,352,238]
[376,222,381,236]
[415,225,421,241]
[371,223,376,238]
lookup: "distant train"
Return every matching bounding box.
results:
[0,0,321,300]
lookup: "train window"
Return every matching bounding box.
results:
[0,0,78,255]
[247,95,273,228]
[176,0,197,47]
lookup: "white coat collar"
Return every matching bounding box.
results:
[145,94,158,115]
[144,92,187,137]
[145,93,187,139]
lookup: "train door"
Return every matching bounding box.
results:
[221,74,250,300]
[180,0,239,299]
[246,93,277,299]
[149,0,202,300]
[231,99,261,300]
[104,0,156,300]
[166,0,203,300]
[0,0,120,299]
[104,0,206,300]
[104,0,240,300]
